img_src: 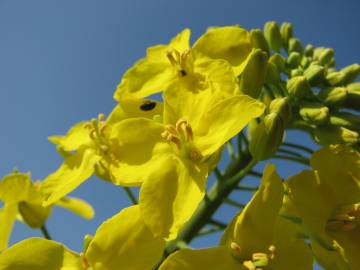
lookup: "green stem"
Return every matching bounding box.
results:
[282,142,314,154]
[224,198,246,208]
[197,227,224,237]
[40,225,52,240]
[236,184,258,192]
[226,141,236,160]
[277,148,304,158]
[123,187,138,204]
[273,154,309,166]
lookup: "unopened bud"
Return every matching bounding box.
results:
[314,125,359,146]
[287,52,301,68]
[345,82,360,110]
[250,29,269,53]
[280,22,293,46]
[287,76,310,99]
[341,64,360,84]
[303,64,325,86]
[264,21,282,52]
[269,97,291,123]
[290,68,303,77]
[305,44,314,57]
[249,113,285,161]
[239,49,268,98]
[18,202,52,228]
[269,53,286,72]
[300,56,310,68]
[288,37,303,54]
[326,71,347,86]
[318,87,347,106]
[265,62,280,84]
[318,48,334,67]
[330,112,360,131]
[299,102,330,124]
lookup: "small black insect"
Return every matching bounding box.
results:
[140,100,157,111]
[179,69,187,76]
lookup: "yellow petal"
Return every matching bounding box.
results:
[41,149,101,206]
[18,202,52,228]
[139,155,208,240]
[0,203,17,251]
[109,118,171,186]
[106,98,163,126]
[55,196,95,220]
[0,172,40,204]
[311,241,351,270]
[159,246,241,270]
[193,26,252,75]
[0,238,82,270]
[231,164,284,258]
[194,95,265,157]
[114,29,190,100]
[48,121,92,152]
[85,205,165,270]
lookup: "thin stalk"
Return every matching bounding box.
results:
[123,187,138,205]
[209,219,227,229]
[226,141,236,160]
[224,198,246,208]
[277,148,304,158]
[273,154,309,166]
[40,225,52,240]
[197,227,224,238]
[248,170,262,178]
[214,167,223,181]
[236,185,258,192]
[282,142,314,154]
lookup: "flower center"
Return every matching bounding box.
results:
[230,242,276,270]
[161,118,202,162]
[166,48,192,78]
[326,202,360,232]
[85,114,112,157]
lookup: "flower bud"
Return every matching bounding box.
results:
[288,37,303,54]
[239,49,268,98]
[326,71,347,86]
[249,113,285,161]
[18,202,52,228]
[318,48,334,67]
[303,64,325,86]
[305,44,314,57]
[269,53,286,72]
[286,76,310,99]
[314,125,359,146]
[287,52,301,68]
[344,82,360,110]
[290,68,303,77]
[318,87,347,106]
[341,63,360,84]
[330,112,360,131]
[299,102,330,124]
[250,29,269,53]
[300,56,310,69]
[265,62,280,84]
[264,21,282,52]
[269,97,291,123]
[280,22,293,46]
[83,234,94,254]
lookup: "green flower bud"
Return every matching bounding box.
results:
[250,29,269,53]
[269,53,286,72]
[287,52,301,68]
[286,76,310,99]
[326,71,347,86]
[290,68,303,77]
[265,62,280,84]
[269,97,291,123]
[345,82,360,110]
[299,102,330,124]
[300,56,310,69]
[318,87,347,106]
[280,22,293,46]
[239,49,268,98]
[249,113,285,161]
[330,112,360,131]
[303,64,325,86]
[318,48,334,67]
[341,63,360,84]
[18,202,52,228]
[264,21,282,52]
[314,125,359,146]
[305,44,314,57]
[288,37,304,54]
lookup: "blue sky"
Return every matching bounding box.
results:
[0,0,359,265]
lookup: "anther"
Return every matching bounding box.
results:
[230,242,241,257]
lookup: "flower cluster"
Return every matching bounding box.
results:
[0,22,359,270]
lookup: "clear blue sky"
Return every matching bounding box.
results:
[0,0,359,265]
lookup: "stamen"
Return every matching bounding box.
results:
[327,202,360,232]
[230,242,241,257]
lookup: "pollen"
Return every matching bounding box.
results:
[166,48,192,77]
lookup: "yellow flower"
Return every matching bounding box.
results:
[0,206,165,270]
[159,165,313,270]
[41,98,163,206]
[285,145,360,270]
[114,26,252,100]
[109,89,264,240]
[0,171,94,251]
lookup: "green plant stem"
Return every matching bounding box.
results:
[277,148,304,158]
[236,184,258,192]
[165,155,255,255]
[273,154,309,166]
[282,142,314,154]
[40,225,52,240]
[226,141,236,160]
[123,187,138,205]
[224,198,246,208]
[197,227,224,238]
[248,170,262,178]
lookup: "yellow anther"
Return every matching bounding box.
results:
[327,202,360,232]
[98,113,105,122]
[243,261,256,270]
[230,242,242,257]
[176,119,194,141]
